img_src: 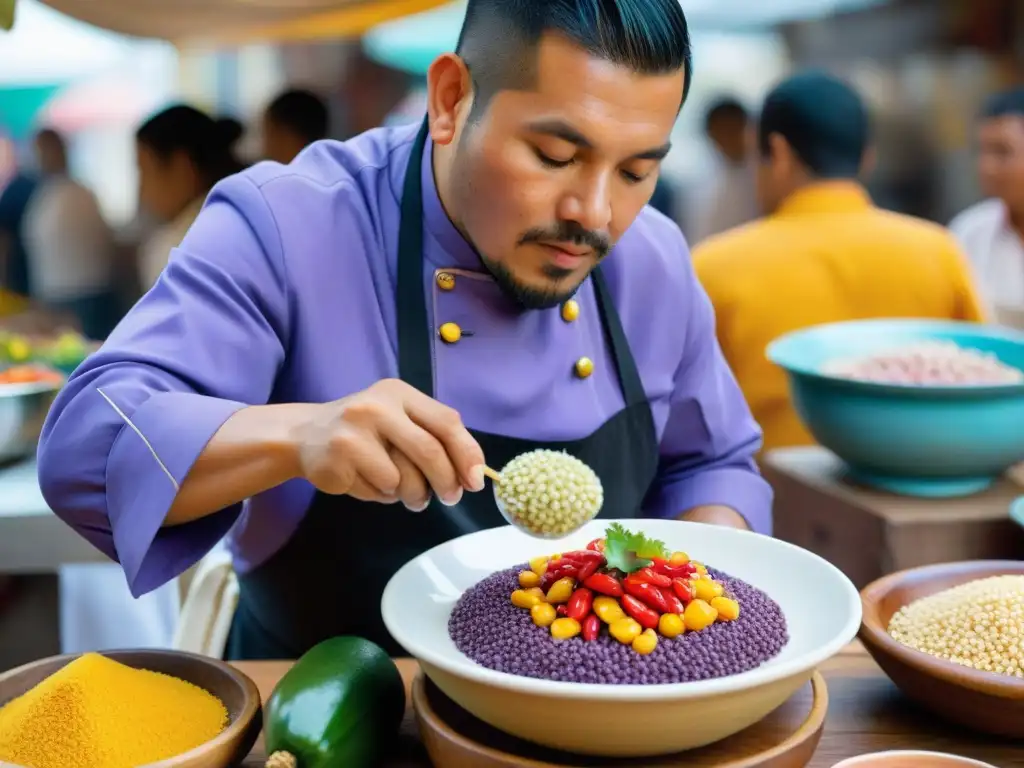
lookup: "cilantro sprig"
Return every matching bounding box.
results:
[602,523,668,574]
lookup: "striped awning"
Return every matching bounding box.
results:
[33,0,453,45]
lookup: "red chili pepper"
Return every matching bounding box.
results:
[661,588,685,614]
[623,579,671,613]
[671,577,695,604]
[566,587,594,621]
[633,567,671,588]
[581,614,601,642]
[586,538,605,553]
[575,558,601,583]
[621,594,659,629]
[651,559,697,579]
[540,561,578,591]
[560,549,604,562]
[583,572,623,597]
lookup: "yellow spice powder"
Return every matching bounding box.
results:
[0,652,229,768]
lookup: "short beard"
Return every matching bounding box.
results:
[480,253,584,310]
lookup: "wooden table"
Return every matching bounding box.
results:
[235,643,1021,767]
[762,447,1024,590]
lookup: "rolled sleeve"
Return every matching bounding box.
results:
[38,173,290,597]
[643,237,774,535]
[105,391,247,595]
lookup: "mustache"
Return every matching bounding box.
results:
[518,222,611,258]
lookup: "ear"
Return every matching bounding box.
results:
[426,53,473,146]
[767,132,797,178]
[859,145,877,178]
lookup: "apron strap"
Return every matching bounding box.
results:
[395,116,648,410]
[396,118,435,396]
[590,268,648,408]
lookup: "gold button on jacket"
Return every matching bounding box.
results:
[436,272,456,291]
[439,322,462,344]
[574,356,594,378]
[561,299,580,322]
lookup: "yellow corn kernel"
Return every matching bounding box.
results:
[608,617,643,644]
[531,602,557,627]
[683,599,718,632]
[529,556,549,576]
[511,589,541,609]
[669,551,690,567]
[550,553,562,561]
[693,562,708,576]
[550,617,581,640]
[658,612,685,639]
[518,570,541,588]
[525,587,546,601]
[593,596,626,624]
[632,628,658,655]
[711,596,740,621]
[693,577,724,602]
[546,576,575,604]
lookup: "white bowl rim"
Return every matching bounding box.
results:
[829,750,998,767]
[382,519,863,701]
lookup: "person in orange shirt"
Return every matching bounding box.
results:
[692,71,988,452]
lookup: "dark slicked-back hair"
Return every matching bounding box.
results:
[455,0,692,121]
[758,71,869,179]
[980,87,1024,120]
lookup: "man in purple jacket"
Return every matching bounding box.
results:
[37,0,772,660]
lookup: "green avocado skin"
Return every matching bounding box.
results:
[264,636,406,768]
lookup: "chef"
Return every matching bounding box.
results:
[36,0,773,662]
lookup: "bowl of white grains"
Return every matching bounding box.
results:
[859,560,1024,738]
[766,319,1024,498]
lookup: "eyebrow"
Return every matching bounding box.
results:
[526,119,672,161]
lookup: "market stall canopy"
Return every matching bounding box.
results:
[0,0,132,85]
[34,0,452,45]
[364,0,891,76]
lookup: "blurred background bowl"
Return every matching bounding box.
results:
[766,319,1024,497]
[0,378,62,464]
[0,649,262,767]
[859,560,1024,738]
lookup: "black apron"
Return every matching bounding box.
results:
[224,120,660,661]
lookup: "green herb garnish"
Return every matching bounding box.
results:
[603,523,668,574]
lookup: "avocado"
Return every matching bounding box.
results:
[263,636,406,768]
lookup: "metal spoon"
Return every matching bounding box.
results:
[483,452,604,539]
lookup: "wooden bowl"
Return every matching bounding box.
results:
[859,561,1024,738]
[0,649,262,767]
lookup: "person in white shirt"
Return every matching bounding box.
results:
[22,129,118,340]
[949,88,1024,328]
[690,97,759,245]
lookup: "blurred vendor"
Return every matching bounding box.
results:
[693,72,988,453]
[37,0,771,662]
[260,88,330,165]
[950,87,1024,328]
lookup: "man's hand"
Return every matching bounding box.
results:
[295,378,486,510]
[677,505,751,531]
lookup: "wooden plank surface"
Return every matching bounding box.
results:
[235,643,1019,767]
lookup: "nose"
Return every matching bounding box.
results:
[559,170,612,233]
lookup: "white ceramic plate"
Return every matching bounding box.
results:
[382,518,860,700]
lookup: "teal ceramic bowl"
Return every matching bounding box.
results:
[766,319,1024,497]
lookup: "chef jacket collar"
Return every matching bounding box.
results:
[421,135,489,272]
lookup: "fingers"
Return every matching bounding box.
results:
[376,410,464,505]
[388,446,431,511]
[339,430,402,498]
[399,387,486,493]
[345,475,399,505]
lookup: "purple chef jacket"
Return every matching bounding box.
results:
[36,122,772,599]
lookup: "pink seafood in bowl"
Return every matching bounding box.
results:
[831,751,998,768]
[822,340,1023,386]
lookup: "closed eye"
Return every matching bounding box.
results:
[533,148,574,169]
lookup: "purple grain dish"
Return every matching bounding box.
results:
[448,565,788,685]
